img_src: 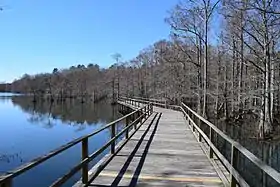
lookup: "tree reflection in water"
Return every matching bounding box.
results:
[11,96,122,129]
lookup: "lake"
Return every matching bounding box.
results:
[0,94,124,187]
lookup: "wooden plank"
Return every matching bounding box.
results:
[77,105,224,187]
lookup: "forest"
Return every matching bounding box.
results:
[6,0,280,139]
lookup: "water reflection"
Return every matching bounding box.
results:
[214,119,280,187]
[11,96,120,127]
[0,96,123,187]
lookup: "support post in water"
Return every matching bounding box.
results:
[82,137,89,184]
[230,144,238,187]
[111,123,116,154]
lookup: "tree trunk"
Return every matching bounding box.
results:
[232,37,237,113]
[259,22,273,138]
[224,59,229,120]
[238,9,244,111]
[202,16,208,119]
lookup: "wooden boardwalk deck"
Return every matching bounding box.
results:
[75,105,224,187]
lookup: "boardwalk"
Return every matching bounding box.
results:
[76,105,224,187]
[1,98,279,187]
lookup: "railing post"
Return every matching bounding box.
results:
[111,123,116,154]
[197,117,202,142]
[186,113,189,124]
[198,133,202,142]
[133,113,137,130]
[140,109,143,124]
[192,121,195,132]
[82,137,89,184]
[126,117,129,138]
[144,106,147,119]
[209,127,214,158]
[230,144,238,187]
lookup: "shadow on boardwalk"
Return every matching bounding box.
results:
[79,106,223,187]
[88,113,161,187]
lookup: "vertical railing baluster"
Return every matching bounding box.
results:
[82,137,89,184]
[111,123,116,154]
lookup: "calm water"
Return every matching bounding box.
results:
[216,122,280,187]
[0,94,124,186]
[188,104,280,187]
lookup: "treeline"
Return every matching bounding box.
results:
[0,83,11,93]
[11,64,111,102]
[12,0,280,138]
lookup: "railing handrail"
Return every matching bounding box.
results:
[180,102,280,184]
[132,96,166,103]
[50,108,151,187]
[123,96,280,186]
[119,96,168,108]
[0,102,152,186]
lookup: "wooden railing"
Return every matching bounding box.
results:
[119,96,169,108]
[132,96,166,105]
[125,97,280,187]
[0,103,153,187]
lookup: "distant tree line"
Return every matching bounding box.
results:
[0,83,11,92]
[11,64,110,102]
[9,0,280,139]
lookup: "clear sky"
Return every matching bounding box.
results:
[0,0,178,82]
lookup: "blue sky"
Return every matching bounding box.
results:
[0,0,178,82]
